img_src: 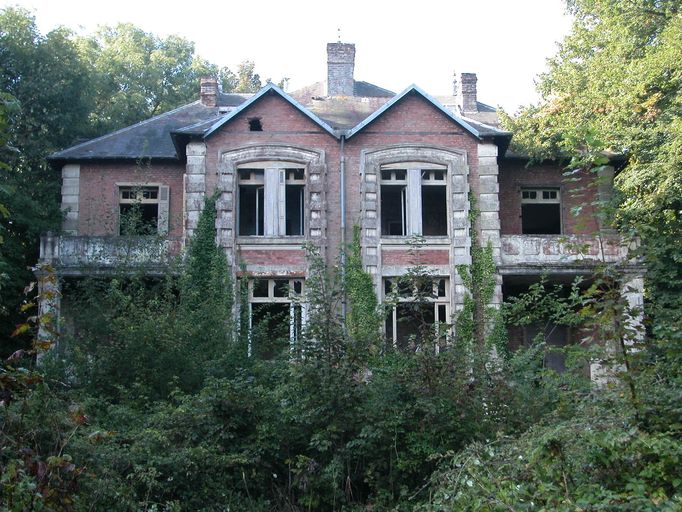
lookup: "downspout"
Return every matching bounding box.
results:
[340,135,347,325]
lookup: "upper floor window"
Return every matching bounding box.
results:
[238,164,305,237]
[119,185,169,235]
[380,163,447,237]
[521,188,561,234]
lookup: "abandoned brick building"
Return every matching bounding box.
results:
[41,42,643,373]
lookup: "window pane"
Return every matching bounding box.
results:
[239,185,264,235]
[381,185,406,236]
[395,302,435,351]
[421,185,447,236]
[119,203,158,235]
[521,203,561,234]
[273,279,288,297]
[252,279,268,298]
[285,185,304,236]
[251,303,290,359]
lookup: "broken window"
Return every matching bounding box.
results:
[380,164,447,237]
[247,278,304,358]
[238,165,305,237]
[119,185,169,235]
[521,188,561,234]
[524,322,569,372]
[384,277,449,351]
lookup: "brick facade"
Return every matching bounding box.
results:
[78,162,185,237]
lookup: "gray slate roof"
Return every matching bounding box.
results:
[50,82,510,163]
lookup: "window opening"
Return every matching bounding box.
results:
[238,165,305,237]
[247,278,305,358]
[119,186,159,235]
[248,118,263,131]
[384,277,449,351]
[524,322,569,372]
[421,170,447,236]
[380,165,447,237]
[521,188,561,234]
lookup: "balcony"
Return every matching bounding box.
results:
[39,233,183,275]
[499,234,634,274]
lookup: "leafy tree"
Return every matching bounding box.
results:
[76,23,221,134]
[501,0,682,339]
[0,8,91,354]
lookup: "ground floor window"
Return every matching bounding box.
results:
[383,277,449,351]
[247,278,304,358]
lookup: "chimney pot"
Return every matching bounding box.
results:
[326,42,355,97]
[200,76,218,107]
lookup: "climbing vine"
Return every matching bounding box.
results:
[455,194,506,353]
[345,225,381,352]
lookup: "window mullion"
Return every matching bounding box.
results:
[407,168,422,235]
[264,168,280,236]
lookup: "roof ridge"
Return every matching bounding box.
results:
[49,100,205,158]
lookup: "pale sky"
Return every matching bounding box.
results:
[1,0,573,113]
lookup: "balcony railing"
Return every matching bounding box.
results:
[40,233,183,274]
[500,234,631,269]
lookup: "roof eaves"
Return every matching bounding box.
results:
[203,83,339,139]
[48,101,203,160]
[345,84,492,140]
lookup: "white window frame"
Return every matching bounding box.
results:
[247,278,306,357]
[117,183,169,235]
[383,276,450,350]
[379,163,448,237]
[520,187,562,234]
[237,162,305,237]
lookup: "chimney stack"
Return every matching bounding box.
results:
[458,73,478,114]
[200,77,218,107]
[326,42,355,97]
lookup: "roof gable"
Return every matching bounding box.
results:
[345,84,509,140]
[199,83,338,139]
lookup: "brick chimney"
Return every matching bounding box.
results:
[326,42,355,97]
[458,73,478,114]
[200,77,218,107]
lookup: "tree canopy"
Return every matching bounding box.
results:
[502,0,682,337]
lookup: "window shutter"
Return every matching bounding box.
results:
[157,185,170,235]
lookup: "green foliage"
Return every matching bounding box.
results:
[0,8,90,354]
[76,23,220,134]
[53,195,234,400]
[421,394,682,511]
[346,225,381,352]
[455,196,504,352]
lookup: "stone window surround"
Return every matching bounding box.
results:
[214,143,327,264]
[360,143,471,316]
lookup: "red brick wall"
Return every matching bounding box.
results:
[498,160,600,235]
[382,249,449,266]
[239,249,306,266]
[78,162,184,236]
